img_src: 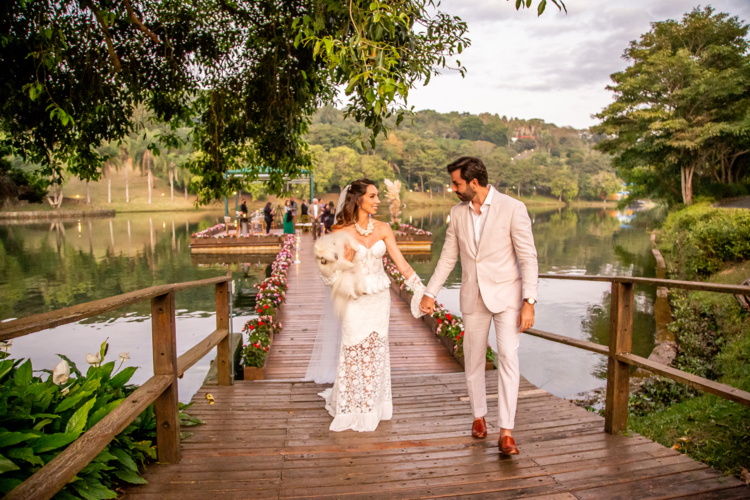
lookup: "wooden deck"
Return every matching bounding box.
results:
[122,233,750,500]
[265,233,462,379]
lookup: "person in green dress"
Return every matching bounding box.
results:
[283,199,295,234]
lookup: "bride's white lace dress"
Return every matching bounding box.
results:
[319,239,393,432]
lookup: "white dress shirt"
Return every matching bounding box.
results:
[312,204,319,217]
[425,186,495,300]
[470,185,495,248]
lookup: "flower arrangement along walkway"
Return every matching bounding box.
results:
[122,233,748,499]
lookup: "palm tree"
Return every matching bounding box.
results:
[96,141,122,204]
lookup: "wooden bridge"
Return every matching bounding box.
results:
[2,233,750,499]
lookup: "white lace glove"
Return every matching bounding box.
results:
[405,273,427,319]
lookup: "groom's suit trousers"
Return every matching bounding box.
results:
[463,290,520,429]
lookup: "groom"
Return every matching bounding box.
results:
[420,156,538,456]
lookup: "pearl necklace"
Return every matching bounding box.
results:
[355,218,374,236]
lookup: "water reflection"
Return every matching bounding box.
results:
[0,211,259,402]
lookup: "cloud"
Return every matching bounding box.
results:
[408,0,750,128]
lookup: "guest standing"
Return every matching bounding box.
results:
[283,200,295,234]
[263,202,274,234]
[324,201,335,233]
[301,199,308,216]
[290,197,299,228]
[239,198,249,235]
[310,197,321,240]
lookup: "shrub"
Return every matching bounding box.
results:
[658,204,750,279]
[0,341,202,499]
[629,295,726,416]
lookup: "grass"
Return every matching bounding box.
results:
[629,260,750,479]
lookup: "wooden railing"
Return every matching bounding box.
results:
[0,274,233,500]
[530,274,750,435]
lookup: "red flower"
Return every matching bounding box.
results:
[249,325,255,330]
[437,319,442,323]
[263,347,269,352]
[446,314,452,321]
[259,322,265,326]
[264,305,268,309]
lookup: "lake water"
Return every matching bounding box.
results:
[0,204,661,402]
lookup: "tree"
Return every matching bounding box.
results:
[594,7,750,205]
[590,172,621,205]
[458,116,484,141]
[0,149,46,205]
[550,170,579,202]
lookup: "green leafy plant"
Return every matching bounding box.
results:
[658,204,750,279]
[0,340,202,499]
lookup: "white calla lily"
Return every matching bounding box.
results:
[86,352,101,367]
[52,360,70,385]
[119,351,130,363]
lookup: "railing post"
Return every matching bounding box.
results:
[151,292,181,463]
[604,282,634,434]
[216,281,232,386]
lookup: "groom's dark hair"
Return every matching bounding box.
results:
[447,156,488,187]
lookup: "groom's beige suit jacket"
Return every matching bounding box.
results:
[425,191,538,314]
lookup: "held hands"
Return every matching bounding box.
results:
[419,295,435,315]
[517,302,535,332]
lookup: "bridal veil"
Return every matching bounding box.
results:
[303,186,350,384]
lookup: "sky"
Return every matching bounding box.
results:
[404,0,750,130]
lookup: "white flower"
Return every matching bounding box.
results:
[0,340,12,353]
[86,353,101,367]
[119,351,130,363]
[52,360,70,385]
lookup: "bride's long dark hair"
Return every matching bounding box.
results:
[333,179,376,228]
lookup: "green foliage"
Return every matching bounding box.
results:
[0,145,47,204]
[0,344,201,498]
[658,204,750,278]
[594,7,750,206]
[668,296,726,380]
[306,107,615,199]
[629,295,725,415]
[629,291,750,478]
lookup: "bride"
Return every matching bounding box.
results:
[311,178,423,432]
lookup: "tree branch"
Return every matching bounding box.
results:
[122,0,160,44]
[83,0,122,72]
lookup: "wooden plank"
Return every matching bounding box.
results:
[177,328,229,377]
[604,282,633,434]
[615,353,750,407]
[0,275,230,341]
[215,282,232,386]
[522,329,609,356]
[151,292,181,464]
[539,273,750,295]
[6,375,171,500]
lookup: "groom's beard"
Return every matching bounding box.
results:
[456,185,476,202]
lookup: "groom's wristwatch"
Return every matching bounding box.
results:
[524,298,537,305]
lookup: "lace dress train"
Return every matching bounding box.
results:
[319,240,393,432]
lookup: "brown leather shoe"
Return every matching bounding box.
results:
[471,417,487,438]
[499,435,519,455]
